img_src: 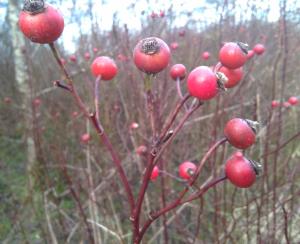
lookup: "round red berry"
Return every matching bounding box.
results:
[91,56,118,80]
[187,66,218,100]
[69,55,77,63]
[133,37,170,74]
[130,122,139,130]
[219,42,248,69]
[178,161,197,180]
[224,118,256,149]
[170,42,179,50]
[253,44,265,55]
[219,66,243,88]
[271,100,280,108]
[170,64,186,81]
[288,96,298,106]
[19,3,64,44]
[81,133,91,144]
[225,152,257,188]
[202,51,210,60]
[150,166,159,181]
[159,10,165,18]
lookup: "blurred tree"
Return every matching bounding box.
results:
[8,0,37,187]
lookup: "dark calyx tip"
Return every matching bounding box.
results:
[248,159,262,175]
[23,0,45,13]
[245,119,259,134]
[237,42,249,55]
[141,38,160,55]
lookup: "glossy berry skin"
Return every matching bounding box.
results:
[288,96,298,105]
[19,4,64,44]
[271,100,280,108]
[81,133,91,144]
[150,166,159,181]
[224,118,256,149]
[219,66,243,88]
[253,44,265,55]
[178,161,197,180]
[91,56,118,80]
[170,64,186,81]
[225,152,256,188]
[133,37,170,74]
[219,42,247,69]
[187,66,218,100]
[247,50,255,59]
[202,51,210,60]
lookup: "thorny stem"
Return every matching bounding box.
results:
[48,42,135,212]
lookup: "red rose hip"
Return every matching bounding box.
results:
[225,152,259,188]
[91,56,118,80]
[224,118,257,149]
[170,64,186,81]
[219,42,248,69]
[187,66,218,100]
[253,44,265,55]
[150,166,159,181]
[271,100,280,108]
[133,37,170,74]
[288,96,298,106]
[81,133,91,144]
[219,66,243,88]
[19,1,64,44]
[202,51,210,60]
[178,161,197,180]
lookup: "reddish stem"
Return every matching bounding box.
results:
[138,175,227,242]
[135,136,226,243]
[132,100,200,243]
[48,43,135,212]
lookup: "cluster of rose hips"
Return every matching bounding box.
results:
[271,96,299,108]
[18,1,263,190]
[131,37,262,188]
[150,10,165,19]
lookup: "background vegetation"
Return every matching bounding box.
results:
[0,0,299,243]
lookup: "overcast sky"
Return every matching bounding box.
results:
[1,0,299,52]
